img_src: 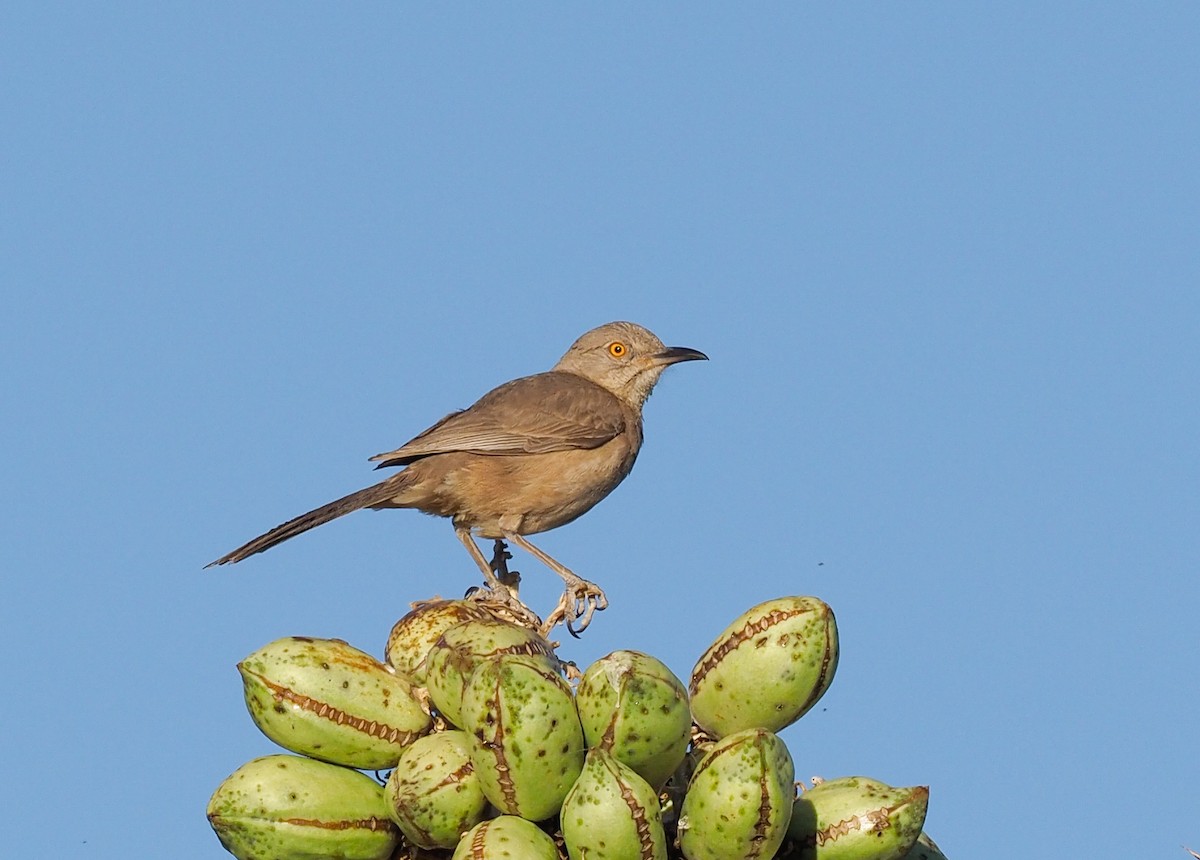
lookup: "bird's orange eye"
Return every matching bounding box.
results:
[608,342,627,358]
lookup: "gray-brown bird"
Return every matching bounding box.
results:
[208,321,707,635]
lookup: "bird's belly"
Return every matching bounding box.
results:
[441,444,638,538]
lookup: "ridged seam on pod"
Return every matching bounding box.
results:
[689,596,837,737]
[240,666,422,746]
[275,817,392,830]
[466,819,489,858]
[483,673,521,814]
[808,793,926,847]
[785,777,929,860]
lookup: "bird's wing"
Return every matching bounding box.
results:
[369,372,626,468]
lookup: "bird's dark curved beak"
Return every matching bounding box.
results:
[655,346,709,365]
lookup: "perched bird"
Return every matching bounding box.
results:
[208,321,707,634]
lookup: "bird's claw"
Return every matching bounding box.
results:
[465,582,542,631]
[541,579,608,638]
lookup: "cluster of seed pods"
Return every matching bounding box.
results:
[207,596,943,860]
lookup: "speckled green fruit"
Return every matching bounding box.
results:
[678,728,795,860]
[207,754,398,860]
[425,618,558,727]
[460,653,585,821]
[384,730,487,849]
[451,815,559,860]
[689,596,838,738]
[385,600,496,684]
[576,650,691,789]
[561,748,667,860]
[785,777,929,860]
[239,637,431,769]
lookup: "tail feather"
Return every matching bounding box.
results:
[207,475,408,567]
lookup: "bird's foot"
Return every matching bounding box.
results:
[466,581,542,631]
[540,577,608,638]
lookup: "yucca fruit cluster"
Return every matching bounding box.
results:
[207,596,945,860]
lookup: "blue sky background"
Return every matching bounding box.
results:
[3,5,1197,857]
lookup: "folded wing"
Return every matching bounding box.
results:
[370,372,626,468]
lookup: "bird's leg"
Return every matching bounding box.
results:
[489,539,521,592]
[455,526,540,628]
[501,531,608,637]
[455,526,506,591]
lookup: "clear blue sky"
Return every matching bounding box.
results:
[3,5,1197,858]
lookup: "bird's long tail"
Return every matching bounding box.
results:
[206,473,410,566]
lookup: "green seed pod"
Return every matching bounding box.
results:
[784,777,929,860]
[239,636,431,769]
[561,748,667,860]
[576,650,691,789]
[689,596,838,738]
[425,618,558,727]
[385,599,496,684]
[460,653,585,821]
[384,730,488,849]
[451,816,559,860]
[207,754,399,860]
[678,728,795,860]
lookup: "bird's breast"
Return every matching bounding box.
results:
[437,435,641,538]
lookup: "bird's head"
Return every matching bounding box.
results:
[553,321,708,407]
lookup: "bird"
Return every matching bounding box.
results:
[208,321,707,635]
